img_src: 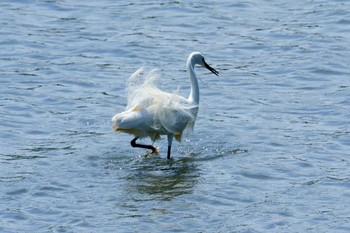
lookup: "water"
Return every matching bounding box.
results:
[1,0,350,232]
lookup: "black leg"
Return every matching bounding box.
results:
[130,137,157,154]
[167,145,171,160]
[167,134,173,160]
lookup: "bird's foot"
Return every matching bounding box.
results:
[145,147,159,157]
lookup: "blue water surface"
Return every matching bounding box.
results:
[1,0,350,232]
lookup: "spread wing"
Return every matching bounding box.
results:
[112,68,198,141]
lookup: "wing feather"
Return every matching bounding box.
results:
[112,68,198,142]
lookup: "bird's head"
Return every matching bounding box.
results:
[189,52,219,76]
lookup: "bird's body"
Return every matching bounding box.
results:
[112,68,198,142]
[112,52,218,159]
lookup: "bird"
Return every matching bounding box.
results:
[112,52,219,159]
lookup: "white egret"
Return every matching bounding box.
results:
[112,52,218,159]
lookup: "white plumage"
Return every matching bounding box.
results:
[112,52,218,159]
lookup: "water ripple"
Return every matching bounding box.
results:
[1,0,350,232]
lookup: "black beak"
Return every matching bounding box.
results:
[204,60,219,76]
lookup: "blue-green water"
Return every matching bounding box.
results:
[1,1,350,232]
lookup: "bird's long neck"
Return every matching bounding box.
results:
[187,58,199,105]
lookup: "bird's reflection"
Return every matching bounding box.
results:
[125,156,200,201]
